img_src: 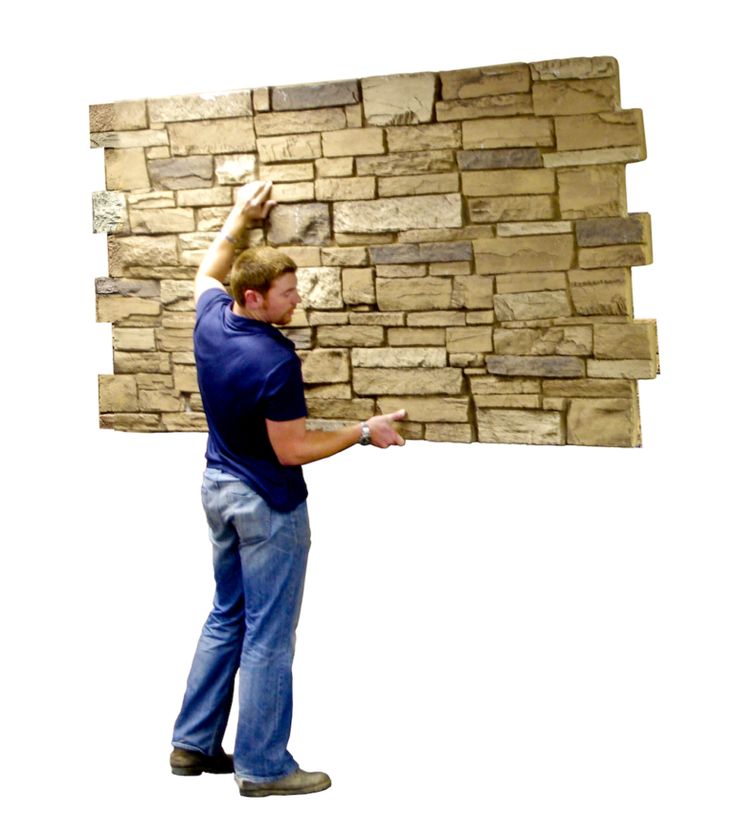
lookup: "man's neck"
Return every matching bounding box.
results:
[231,301,269,323]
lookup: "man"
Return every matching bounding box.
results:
[170,180,406,798]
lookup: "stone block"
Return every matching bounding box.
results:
[474,394,541,409]
[108,235,179,272]
[196,207,233,232]
[567,397,640,447]
[461,169,555,196]
[544,147,645,167]
[104,147,150,190]
[297,266,342,309]
[530,57,618,81]
[176,187,233,207]
[272,80,359,111]
[138,389,182,412]
[112,327,156,352]
[441,63,530,98]
[385,124,461,152]
[578,242,652,269]
[555,110,645,152]
[356,150,455,176]
[304,383,351,399]
[160,280,195,308]
[378,396,469,422]
[369,241,472,264]
[457,148,543,169]
[497,222,572,237]
[494,290,572,322]
[322,128,384,156]
[446,326,494,353]
[99,374,138,412]
[468,195,555,223]
[476,408,563,444]
[317,326,383,347]
[593,321,657,360]
[258,162,314,183]
[267,203,331,246]
[169,118,256,155]
[387,328,445,346]
[275,246,321,267]
[310,312,349,325]
[91,129,168,149]
[342,267,375,305]
[353,368,463,395]
[256,133,322,162]
[93,191,128,233]
[450,276,495,310]
[473,235,574,274]
[542,379,634,398]
[449,354,485,368]
[316,157,354,177]
[114,351,171,374]
[173,365,199,391]
[466,311,495,325]
[157,329,195,352]
[256,108,346,136]
[587,359,657,379]
[351,348,446,368]
[334,194,462,234]
[485,355,584,377]
[148,90,252,122]
[376,277,452,311]
[349,312,405,326]
[406,311,465,326]
[322,246,368,266]
[431,261,472,276]
[127,191,176,208]
[470,377,540,395]
[376,265,427,277]
[100,413,161,432]
[558,165,627,219]
[462,116,553,149]
[129,208,196,234]
[532,78,620,115]
[362,72,436,125]
[214,154,257,185]
[90,100,147,132]
[299,349,350,383]
[424,423,473,443]
[162,413,209,431]
[95,277,160,298]
[315,177,376,201]
[307,398,375,420]
[436,94,533,121]
[494,326,592,356]
[377,172,459,197]
[271,182,315,202]
[149,156,214,190]
[576,213,650,246]
[253,88,270,111]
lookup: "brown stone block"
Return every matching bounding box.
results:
[476,408,563,444]
[157,329,194,352]
[530,57,618,81]
[378,173,459,198]
[424,424,473,443]
[135,373,175,390]
[576,213,650,247]
[362,72,436,125]
[441,63,530,99]
[461,169,555,196]
[169,118,256,155]
[90,100,147,132]
[162,413,209,432]
[114,351,171,374]
[494,290,572,322]
[307,399,375,420]
[462,116,554,149]
[532,78,620,115]
[335,233,394,245]
[468,195,556,224]
[149,156,214,190]
[593,321,657,360]
[544,147,645,167]
[436,93,533,121]
[97,296,162,323]
[104,148,150,191]
[315,157,354,177]
[99,374,138,412]
[272,80,360,111]
[255,108,346,136]
[387,328,445,346]
[138,389,182,412]
[173,365,199,391]
[474,235,574,274]
[567,397,640,447]
[299,349,350,383]
[267,203,331,246]
[100,413,161,432]
[451,276,495,309]
[486,355,584,377]
[341,267,375,305]
[379,396,469,422]
[385,123,461,152]
[586,359,656,379]
[353,368,463,395]
[494,326,592,356]
[446,326,494,353]
[322,246,368,266]
[315,177,376,201]
[458,148,543,169]
[310,313,349,326]
[369,241,472,265]
[148,91,252,122]
[112,327,157,352]
[376,277,452,311]
[356,150,455,176]
[317,326,383,347]
[256,133,322,163]
[334,195,462,234]
[555,110,645,152]
[431,261,472,276]
[558,165,627,219]
[322,127,384,157]
[542,379,635,397]
[129,208,196,234]
[352,348,446,368]
[578,243,652,269]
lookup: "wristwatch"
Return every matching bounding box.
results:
[359,421,371,446]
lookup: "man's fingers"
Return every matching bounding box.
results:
[389,409,407,422]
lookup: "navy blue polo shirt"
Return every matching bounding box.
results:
[194,288,308,511]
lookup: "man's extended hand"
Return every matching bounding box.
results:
[366,409,407,448]
[235,180,277,223]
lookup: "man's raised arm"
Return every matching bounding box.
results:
[194,180,276,303]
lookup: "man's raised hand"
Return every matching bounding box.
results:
[235,180,277,222]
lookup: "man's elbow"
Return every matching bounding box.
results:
[274,444,306,467]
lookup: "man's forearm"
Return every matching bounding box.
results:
[197,206,249,282]
[275,423,363,467]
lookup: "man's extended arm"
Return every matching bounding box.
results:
[194,180,276,303]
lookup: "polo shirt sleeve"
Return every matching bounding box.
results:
[262,354,308,422]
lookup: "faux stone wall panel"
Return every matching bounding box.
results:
[91,55,657,446]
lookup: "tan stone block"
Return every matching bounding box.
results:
[271,182,315,202]
[494,290,571,322]
[272,80,359,111]
[568,268,633,316]
[315,177,375,201]
[334,194,462,234]
[114,352,171,374]
[468,195,555,223]
[431,261,472,276]
[97,296,162,323]
[307,398,375,420]
[530,57,618,81]
[378,396,469,422]
[378,173,459,197]
[100,413,161,431]
[147,147,170,159]
[345,104,362,127]
[474,235,574,274]
[436,94,533,121]
[304,383,351,399]
[466,311,495,325]
[275,246,321,267]
[567,397,640,447]
[449,353,485,367]
[441,63,530,98]
[474,394,541,408]
[148,90,252,122]
[351,347,446,368]
[542,397,566,410]
[189,393,204,410]
[376,265,427,277]
[123,266,194,280]
[387,328,445,346]
[342,267,375,305]
[322,246,368,267]
[543,378,635,398]
[99,374,138,412]
[157,329,194,352]
[134,373,174,390]
[335,232,394,245]
[458,148,543,170]
[385,124,461,152]
[176,187,232,207]
[495,272,566,293]
[280,327,312,349]
[104,147,150,190]
[462,116,553,149]
[172,352,195,365]
[353,368,462,395]
[255,108,346,136]
[257,162,314,182]
[253,88,270,111]
[532,78,619,115]
[214,154,257,185]
[90,100,147,132]
[126,191,176,208]
[315,157,354,177]
[267,204,331,246]
[587,359,656,379]
[555,110,645,152]
[138,389,182,412]
[112,327,156,352]
[446,326,494,352]
[578,242,652,269]
[162,413,209,432]
[362,72,436,125]
[256,133,322,162]
[317,326,383,347]
[349,312,405,326]
[593,321,657,360]
[297,266,342,309]
[498,222,573,237]
[461,169,555,196]
[406,311,465,326]
[196,207,236,232]
[322,128,384,157]
[129,208,195,233]
[149,157,214,190]
[376,277,452,311]
[557,165,627,219]
[169,118,255,155]
[494,326,591,356]
[91,129,168,149]
[486,355,584,377]
[173,365,199,391]
[471,377,540,395]
[280,309,309,327]
[476,408,563,444]
[299,349,350,383]
[356,150,455,176]
[160,280,195,309]
[309,312,349,325]
[424,423,473,443]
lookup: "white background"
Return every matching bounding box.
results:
[2,2,732,833]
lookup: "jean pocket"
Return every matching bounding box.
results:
[226,485,272,546]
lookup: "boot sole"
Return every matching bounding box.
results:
[171,765,204,776]
[239,778,331,798]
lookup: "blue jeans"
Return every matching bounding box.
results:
[172,468,310,782]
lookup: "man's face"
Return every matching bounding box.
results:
[262,271,301,325]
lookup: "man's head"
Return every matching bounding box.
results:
[230,246,300,325]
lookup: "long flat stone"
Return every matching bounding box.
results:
[485,355,584,377]
[334,195,462,233]
[369,241,473,264]
[272,80,360,111]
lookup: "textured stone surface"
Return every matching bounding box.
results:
[441,63,530,99]
[148,91,252,122]
[353,368,462,395]
[352,348,446,368]
[104,148,149,190]
[474,235,574,274]
[362,73,436,125]
[267,203,331,246]
[495,326,592,355]
[149,157,213,190]
[486,356,584,377]
[334,194,462,233]
[272,80,359,111]
[296,267,342,309]
[169,118,256,155]
[567,397,640,447]
[462,117,554,149]
[476,409,563,444]
[376,277,453,311]
[255,108,346,136]
[93,191,127,233]
[90,100,147,132]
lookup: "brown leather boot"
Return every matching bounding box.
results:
[170,747,234,776]
[237,768,331,797]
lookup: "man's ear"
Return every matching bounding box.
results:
[243,288,265,309]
